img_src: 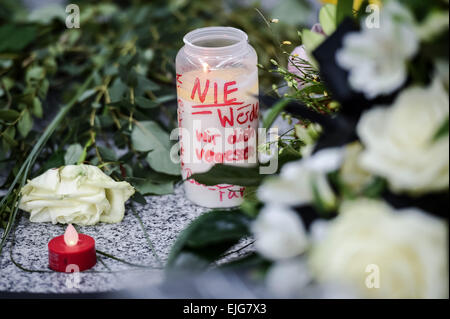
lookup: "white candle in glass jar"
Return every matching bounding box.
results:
[176,27,259,208]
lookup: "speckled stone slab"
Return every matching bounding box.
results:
[0,186,254,294]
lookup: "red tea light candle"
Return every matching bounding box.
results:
[48,224,96,272]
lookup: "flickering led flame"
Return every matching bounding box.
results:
[64,224,79,247]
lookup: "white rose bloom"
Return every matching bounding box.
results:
[19,165,135,226]
[357,79,449,194]
[309,199,449,299]
[257,148,342,208]
[266,258,311,297]
[252,205,308,260]
[336,1,418,99]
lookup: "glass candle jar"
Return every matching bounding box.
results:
[176,27,259,208]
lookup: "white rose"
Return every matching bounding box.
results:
[309,199,449,298]
[19,165,135,226]
[336,1,418,99]
[252,205,308,260]
[257,148,342,208]
[357,79,449,195]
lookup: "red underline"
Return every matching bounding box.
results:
[191,111,212,115]
[206,186,234,191]
[192,101,244,108]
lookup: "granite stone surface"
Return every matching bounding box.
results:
[0,186,255,295]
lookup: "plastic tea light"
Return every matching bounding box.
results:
[176,27,259,208]
[48,224,96,272]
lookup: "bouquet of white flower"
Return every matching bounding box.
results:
[167,0,449,299]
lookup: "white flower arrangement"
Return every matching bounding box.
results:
[336,1,419,99]
[248,0,449,299]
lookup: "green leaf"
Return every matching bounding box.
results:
[131,121,169,152]
[219,253,270,271]
[0,109,20,122]
[109,78,128,102]
[166,209,251,269]
[118,53,139,67]
[0,59,13,69]
[277,147,302,169]
[1,126,17,147]
[119,66,138,88]
[39,150,64,173]
[136,74,160,93]
[263,99,289,129]
[311,180,332,214]
[135,96,159,109]
[336,0,354,25]
[131,120,180,175]
[190,164,263,186]
[301,29,326,68]
[433,117,449,141]
[131,191,147,205]
[302,29,326,53]
[298,83,327,95]
[240,192,262,218]
[38,78,49,99]
[17,109,33,138]
[77,88,98,102]
[27,4,66,24]
[133,179,174,195]
[319,4,337,35]
[64,143,83,165]
[25,66,45,84]
[169,252,210,270]
[108,99,134,109]
[146,149,180,176]
[135,95,175,109]
[31,97,43,118]
[98,146,117,161]
[0,25,36,52]
[187,212,250,247]
[362,177,387,198]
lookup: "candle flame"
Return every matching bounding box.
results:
[64,224,79,247]
[201,62,209,73]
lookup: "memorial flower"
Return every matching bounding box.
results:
[357,79,449,194]
[19,165,135,226]
[309,199,449,299]
[336,1,418,99]
[257,148,342,209]
[252,204,308,260]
